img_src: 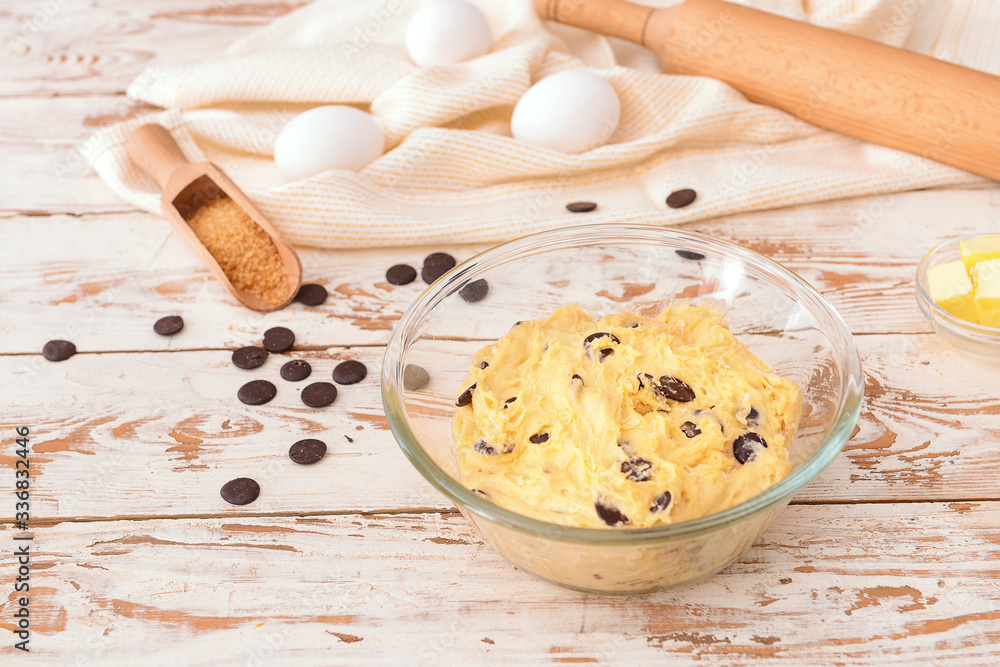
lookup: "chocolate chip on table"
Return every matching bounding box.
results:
[220,477,260,506]
[649,491,672,513]
[529,432,550,444]
[675,249,706,260]
[680,421,702,438]
[566,201,597,213]
[456,384,476,407]
[421,252,457,284]
[386,264,417,285]
[262,327,295,353]
[153,315,184,336]
[301,382,338,408]
[746,407,760,426]
[403,364,430,391]
[295,283,328,306]
[232,346,269,370]
[288,438,327,465]
[655,376,696,403]
[459,279,489,303]
[621,458,653,482]
[733,432,768,464]
[595,500,629,526]
[666,188,697,209]
[333,360,367,385]
[279,359,312,382]
[42,340,76,362]
[238,379,277,406]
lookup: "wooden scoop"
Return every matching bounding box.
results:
[127,123,302,312]
[537,0,1000,182]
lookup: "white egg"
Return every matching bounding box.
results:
[510,71,621,154]
[406,0,491,68]
[274,106,385,182]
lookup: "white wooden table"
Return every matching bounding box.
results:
[2,1,1000,664]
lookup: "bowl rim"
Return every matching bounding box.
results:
[382,223,864,545]
[915,233,1000,337]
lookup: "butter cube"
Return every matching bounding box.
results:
[959,235,1000,274]
[973,258,1000,327]
[927,260,979,323]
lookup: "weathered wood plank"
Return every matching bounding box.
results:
[0,96,157,214]
[2,333,998,522]
[0,503,997,664]
[1,0,305,98]
[3,188,1000,355]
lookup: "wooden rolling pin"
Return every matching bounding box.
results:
[537,0,1000,181]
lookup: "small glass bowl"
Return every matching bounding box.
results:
[916,235,1000,361]
[382,224,864,595]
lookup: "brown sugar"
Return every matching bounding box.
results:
[186,197,288,306]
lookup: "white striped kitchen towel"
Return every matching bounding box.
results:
[86,0,999,248]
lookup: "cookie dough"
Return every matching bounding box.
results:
[453,303,802,529]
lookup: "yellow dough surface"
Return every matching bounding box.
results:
[453,303,802,529]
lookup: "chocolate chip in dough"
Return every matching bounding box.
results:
[474,439,498,456]
[566,201,597,213]
[746,407,760,426]
[666,188,697,209]
[295,283,328,306]
[479,361,489,369]
[232,346,269,370]
[386,264,417,286]
[571,374,584,386]
[42,340,76,362]
[263,327,295,353]
[680,421,702,438]
[655,376,696,403]
[649,491,672,513]
[456,384,476,407]
[333,360,367,385]
[595,501,630,526]
[459,279,489,303]
[421,252,457,284]
[403,364,430,391]
[621,458,653,482]
[529,432,550,444]
[289,438,327,465]
[583,332,621,347]
[153,315,184,336]
[503,397,517,407]
[301,382,337,408]
[584,331,621,361]
[733,432,768,464]
[279,359,312,382]
[474,439,513,456]
[220,477,260,506]
[472,488,490,497]
[238,380,277,406]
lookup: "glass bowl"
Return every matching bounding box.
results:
[915,235,1000,361]
[382,224,864,595]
